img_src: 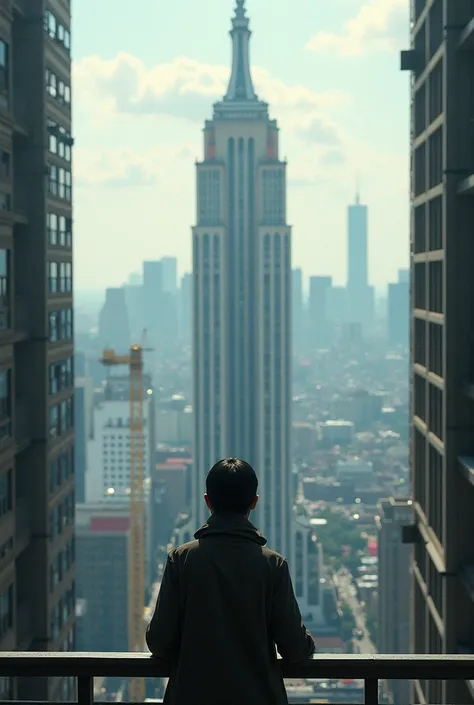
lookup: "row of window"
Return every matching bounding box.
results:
[49,357,74,396]
[48,261,72,294]
[44,10,71,54]
[50,584,75,640]
[46,69,71,107]
[49,397,74,439]
[49,491,74,542]
[47,120,73,163]
[47,213,72,248]
[0,469,11,518]
[49,308,73,342]
[50,538,75,592]
[48,164,72,202]
[0,584,12,638]
[50,446,74,494]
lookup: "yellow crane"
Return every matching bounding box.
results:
[100,343,147,702]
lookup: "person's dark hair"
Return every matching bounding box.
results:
[206,458,258,514]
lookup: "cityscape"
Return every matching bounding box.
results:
[0,0,472,704]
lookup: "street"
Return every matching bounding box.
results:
[334,569,376,654]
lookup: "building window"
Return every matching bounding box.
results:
[46,69,71,108]
[48,165,72,202]
[262,169,285,225]
[47,120,73,163]
[49,308,73,341]
[0,585,12,638]
[48,262,72,294]
[50,398,74,438]
[48,357,74,395]
[0,469,11,517]
[0,370,11,440]
[0,40,9,108]
[44,11,71,54]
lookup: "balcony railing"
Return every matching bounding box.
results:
[0,653,473,705]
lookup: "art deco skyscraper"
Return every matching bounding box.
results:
[192,0,292,557]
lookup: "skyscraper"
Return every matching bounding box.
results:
[387,271,409,347]
[292,268,304,355]
[308,275,332,348]
[4,2,75,701]
[402,3,474,703]
[347,191,374,335]
[192,0,292,557]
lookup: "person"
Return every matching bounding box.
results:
[146,457,315,705]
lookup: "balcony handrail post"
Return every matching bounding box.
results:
[364,677,379,705]
[77,675,94,705]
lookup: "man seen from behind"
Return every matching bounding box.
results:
[146,457,315,705]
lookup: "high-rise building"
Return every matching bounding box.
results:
[161,256,178,295]
[387,275,409,347]
[0,2,76,702]
[292,268,304,354]
[85,374,155,503]
[179,272,192,345]
[98,287,130,352]
[376,498,413,705]
[402,4,474,703]
[308,275,332,348]
[192,0,292,558]
[347,191,374,335]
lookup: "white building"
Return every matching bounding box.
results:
[191,0,292,559]
[86,375,155,503]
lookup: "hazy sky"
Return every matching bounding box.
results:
[72,0,410,291]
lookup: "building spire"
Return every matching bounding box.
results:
[224,0,257,102]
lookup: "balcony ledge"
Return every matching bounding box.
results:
[458,174,474,195]
[0,652,472,705]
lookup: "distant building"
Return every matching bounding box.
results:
[155,396,192,445]
[161,256,178,294]
[190,0,292,560]
[319,420,354,447]
[326,285,347,325]
[75,503,130,653]
[292,268,304,354]
[347,192,374,335]
[179,272,192,345]
[308,275,332,347]
[336,458,373,486]
[86,374,155,503]
[98,287,130,352]
[388,276,409,346]
[376,498,413,705]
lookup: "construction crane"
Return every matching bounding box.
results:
[100,342,149,703]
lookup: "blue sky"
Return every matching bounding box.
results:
[72,0,410,290]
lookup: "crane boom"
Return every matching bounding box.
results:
[100,345,146,702]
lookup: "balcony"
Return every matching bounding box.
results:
[0,653,472,705]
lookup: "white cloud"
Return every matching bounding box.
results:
[306,0,409,56]
[72,53,349,127]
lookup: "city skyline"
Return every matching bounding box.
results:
[72,0,410,291]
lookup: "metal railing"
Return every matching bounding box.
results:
[0,652,473,705]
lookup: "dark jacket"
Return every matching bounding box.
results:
[146,513,315,705]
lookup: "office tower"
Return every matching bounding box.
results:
[326,285,347,324]
[98,287,130,352]
[124,281,144,340]
[75,503,130,653]
[0,2,76,702]
[347,191,374,334]
[292,268,304,355]
[161,256,178,294]
[86,374,155,503]
[402,4,474,703]
[143,260,162,349]
[398,268,409,284]
[179,272,192,345]
[376,498,413,705]
[192,0,292,557]
[308,275,332,348]
[388,282,409,347]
